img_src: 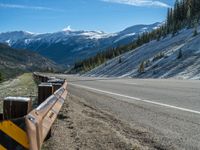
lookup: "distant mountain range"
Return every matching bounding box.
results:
[0,22,161,67]
[0,43,58,79]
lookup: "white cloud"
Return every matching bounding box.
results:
[0,3,64,12]
[101,0,171,8]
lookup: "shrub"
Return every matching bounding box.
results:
[177,49,183,59]
[138,61,145,73]
[193,27,198,36]
[153,52,164,62]
[145,60,151,67]
[0,72,3,82]
[118,57,122,63]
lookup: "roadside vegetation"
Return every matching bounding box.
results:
[0,73,37,113]
[70,0,200,73]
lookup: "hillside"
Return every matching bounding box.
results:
[0,43,59,79]
[84,27,200,80]
[0,23,160,66]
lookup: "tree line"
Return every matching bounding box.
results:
[70,0,200,73]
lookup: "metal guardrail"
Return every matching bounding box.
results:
[0,73,67,150]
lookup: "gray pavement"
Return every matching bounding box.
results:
[49,74,200,149]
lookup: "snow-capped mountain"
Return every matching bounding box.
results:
[0,22,161,66]
[113,22,162,44]
[84,26,200,80]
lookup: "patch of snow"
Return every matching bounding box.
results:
[153,26,159,30]
[5,39,11,45]
[24,31,35,35]
[80,31,110,39]
[140,27,149,32]
[4,97,31,102]
[24,39,32,44]
[114,33,136,43]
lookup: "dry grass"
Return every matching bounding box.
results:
[0,73,37,113]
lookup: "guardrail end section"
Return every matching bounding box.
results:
[0,117,29,150]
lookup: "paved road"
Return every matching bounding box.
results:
[57,75,200,113]
[50,74,200,149]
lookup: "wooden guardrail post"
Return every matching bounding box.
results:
[38,83,54,139]
[48,79,64,92]
[41,76,48,82]
[38,83,53,105]
[0,113,3,121]
[52,83,62,92]
[3,97,32,120]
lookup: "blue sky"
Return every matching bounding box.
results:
[0,0,175,33]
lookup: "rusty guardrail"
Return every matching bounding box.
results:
[0,73,67,150]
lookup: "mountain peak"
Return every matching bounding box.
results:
[62,26,72,32]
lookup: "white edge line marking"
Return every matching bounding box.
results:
[70,83,200,115]
[98,80,138,85]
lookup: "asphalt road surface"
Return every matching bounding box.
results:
[50,74,200,149]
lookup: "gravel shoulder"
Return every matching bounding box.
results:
[42,86,173,150]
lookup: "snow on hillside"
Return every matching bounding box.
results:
[0,31,33,46]
[80,31,112,39]
[0,23,161,46]
[84,27,200,80]
[0,30,111,46]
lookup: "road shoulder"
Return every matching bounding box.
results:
[42,86,172,150]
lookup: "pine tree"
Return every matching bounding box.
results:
[0,72,3,82]
[193,18,198,36]
[174,0,181,22]
[177,49,183,59]
[193,28,198,36]
[167,8,171,27]
[145,60,150,67]
[118,57,122,63]
[187,0,192,27]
